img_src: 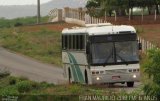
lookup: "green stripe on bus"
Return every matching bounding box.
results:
[67,54,79,82]
[68,53,85,83]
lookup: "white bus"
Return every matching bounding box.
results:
[62,24,141,87]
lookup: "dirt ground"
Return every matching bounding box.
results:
[135,24,160,46]
[20,22,78,32]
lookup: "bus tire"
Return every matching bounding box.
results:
[68,68,72,84]
[85,70,88,84]
[127,82,134,87]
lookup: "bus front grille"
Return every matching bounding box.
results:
[105,69,128,75]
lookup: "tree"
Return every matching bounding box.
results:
[86,0,131,16]
[154,0,160,14]
[86,0,160,17]
[86,0,101,17]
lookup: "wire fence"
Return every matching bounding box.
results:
[138,37,157,53]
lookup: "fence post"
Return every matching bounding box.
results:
[78,8,82,20]
[142,39,145,52]
[141,8,144,22]
[93,18,96,24]
[129,8,131,21]
[64,7,69,18]
[57,9,63,21]
[114,11,117,22]
[105,11,107,21]
[155,9,157,21]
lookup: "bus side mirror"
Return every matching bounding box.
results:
[139,43,142,50]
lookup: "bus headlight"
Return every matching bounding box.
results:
[96,77,100,80]
[133,74,137,78]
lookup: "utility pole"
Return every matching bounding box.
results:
[37,0,41,24]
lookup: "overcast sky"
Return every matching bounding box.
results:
[0,0,52,5]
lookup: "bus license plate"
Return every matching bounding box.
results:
[112,76,120,80]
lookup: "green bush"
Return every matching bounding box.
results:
[69,84,82,94]
[40,81,55,88]
[9,76,17,85]
[18,76,29,81]
[14,22,23,27]
[142,48,160,100]
[0,86,19,95]
[16,81,32,93]
[30,82,40,89]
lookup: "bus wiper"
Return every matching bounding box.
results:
[116,54,128,65]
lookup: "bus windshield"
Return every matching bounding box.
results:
[91,41,139,65]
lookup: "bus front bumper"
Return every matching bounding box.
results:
[91,73,140,84]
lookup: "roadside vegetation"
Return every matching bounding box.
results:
[142,48,160,100]
[0,17,76,67]
[0,27,61,66]
[0,16,49,28]
[0,71,144,101]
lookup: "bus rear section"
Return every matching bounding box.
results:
[62,27,92,84]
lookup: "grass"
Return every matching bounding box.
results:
[0,16,77,66]
[0,16,49,28]
[0,75,131,95]
[0,73,119,96]
[0,27,61,66]
[0,76,54,95]
[0,67,144,101]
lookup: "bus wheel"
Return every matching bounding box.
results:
[127,82,134,87]
[85,70,88,84]
[68,68,71,84]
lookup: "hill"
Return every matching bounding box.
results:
[0,0,86,19]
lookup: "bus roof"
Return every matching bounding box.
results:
[87,25,136,35]
[62,25,136,35]
[62,27,87,34]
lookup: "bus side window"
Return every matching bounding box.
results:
[80,35,83,49]
[65,35,68,50]
[74,35,77,50]
[69,35,72,49]
[82,35,85,49]
[62,35,67,50]
[71,35,73,50]
[62,35,64,49]
[73,35,76,50]
[76,35,80,50]
[78,35,84,50]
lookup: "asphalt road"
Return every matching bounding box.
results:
[0,47,65,84]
